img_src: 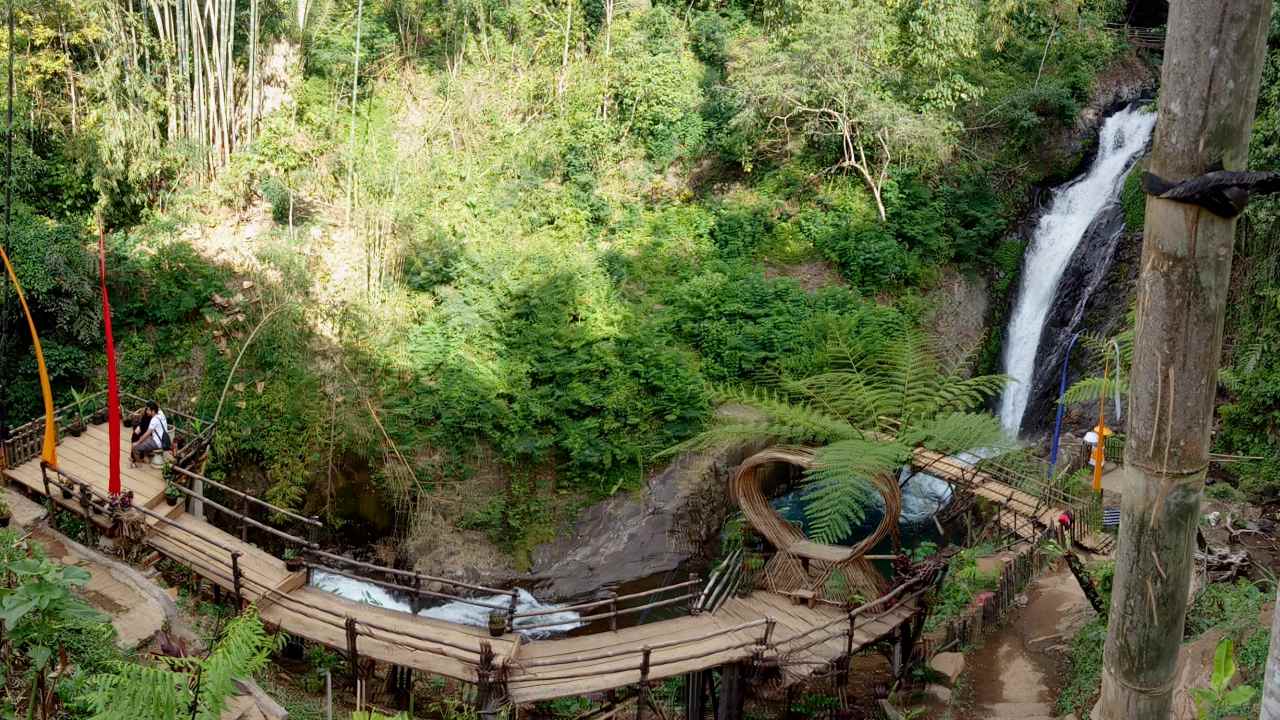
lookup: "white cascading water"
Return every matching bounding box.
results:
[999,105,1156,435]
[310,569,583,637]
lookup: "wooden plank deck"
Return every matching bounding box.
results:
[4,423,168,512]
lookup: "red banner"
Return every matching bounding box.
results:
[98,224,120,495]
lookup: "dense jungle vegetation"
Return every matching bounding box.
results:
[0,0,1273,564]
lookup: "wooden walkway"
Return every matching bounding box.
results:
[2,422,1075,706]
[3,422,931,706]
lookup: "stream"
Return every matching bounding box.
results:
[308,569,584,638]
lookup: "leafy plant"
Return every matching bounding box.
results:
[1190,638,1255,719]
[70,387,93,428]
[83,608,282,720]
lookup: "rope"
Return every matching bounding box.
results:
[1142,168,1280,218]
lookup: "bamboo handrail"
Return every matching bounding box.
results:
[171,466,321,527]
[512,578,702,619]
[516,592,700,632]
[522,618,771,668]
[167,481,317,548]
[305,547,512,596]
[306,563,510,612]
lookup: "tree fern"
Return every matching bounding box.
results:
[899,412,1012,457]
[1062,324,1134,411]
[84,609,280,720]
[669,330,1010,545]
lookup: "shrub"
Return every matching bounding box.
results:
[1184,580,1266,639]
[1057,616,1107,716]
[611,7,707,163]
[710,204,773,258]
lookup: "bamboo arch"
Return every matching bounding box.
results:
[729,446,902,603]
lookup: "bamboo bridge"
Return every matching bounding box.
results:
[0,394,1102,716]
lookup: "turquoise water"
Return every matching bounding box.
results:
[771,468,954,567]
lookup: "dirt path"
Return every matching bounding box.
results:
[958,564,1094,720]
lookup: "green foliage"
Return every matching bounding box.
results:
[1185,580,1266,639]
[1056,615,1107,716]
[458,474,553,564]
[0,530,124,717]
[610,8,706,163]
[1121,166,1146,230]
[84,609,281,720]
[675,331,1010,542]
[1189,638,1255,720]
[660,261,906,381]
[924,543,999,631]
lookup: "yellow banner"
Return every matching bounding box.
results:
[0,247,58,468]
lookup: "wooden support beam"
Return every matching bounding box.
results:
[345,617,359,689]
[684,670,705,720]
[716,662,745,720]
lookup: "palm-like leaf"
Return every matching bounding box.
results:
[899,412,1012,457]
[1060,376,1129,406]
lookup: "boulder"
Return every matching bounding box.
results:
[930,652,966,685]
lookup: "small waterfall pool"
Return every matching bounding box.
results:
[309,569,584,638]
[999,105,1156,435]
[772,469,955,561]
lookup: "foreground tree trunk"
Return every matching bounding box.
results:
[1263,589,1280,719]
[1098,1,1272,718]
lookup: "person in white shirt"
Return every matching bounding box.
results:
[130,401,170,465]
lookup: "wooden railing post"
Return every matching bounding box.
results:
[761,617,776,649]
[231,551,244,608]
[689,573,700,615]
[240,493,249,542]
[345,617,359,689]
[635,646,652,720]
[608,591,618,632]
[475,641,495,711]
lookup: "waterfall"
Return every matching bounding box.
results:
[998,105,1156,435]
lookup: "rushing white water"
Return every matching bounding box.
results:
[896,468,953,523]
[309,569,583,637]
[999,106,1156,435]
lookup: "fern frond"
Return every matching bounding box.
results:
[800,439,904,542]
[807,438,909,484]
[900,412,1014,457]
[782,370,893,427]
[661,384,858,458]
[913,373,1009,419]
[85,662,187,720]
[196,610,278,720]
[1060,377,1128,406]
[800,475,878,544]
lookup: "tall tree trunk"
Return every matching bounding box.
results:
[1262,589,1280,719]
[346,0,364,223]
[1097,1,1271,717]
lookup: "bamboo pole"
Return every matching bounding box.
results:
[1097,2,1272,717]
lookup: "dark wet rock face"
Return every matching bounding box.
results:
[523,444,757,602]
[1020,201,1134,433]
